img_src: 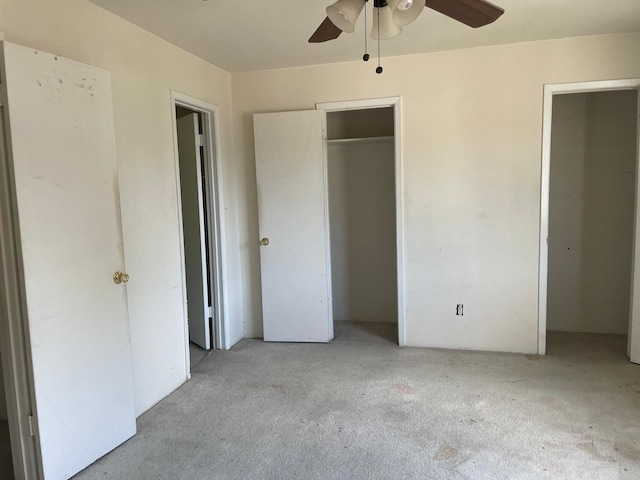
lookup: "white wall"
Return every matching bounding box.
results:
[232,32,640,354]
[328,140,398,323]
[0,0,243,415]
[548,91,638,334]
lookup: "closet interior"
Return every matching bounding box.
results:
[326,107,398,341]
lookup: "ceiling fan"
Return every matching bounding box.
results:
[309,0,505,43]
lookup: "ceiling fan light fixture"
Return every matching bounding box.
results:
[393,0,424,26]
[371,3,403,40]
[326,0,366,33]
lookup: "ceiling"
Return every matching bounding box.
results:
[89,0,640,73]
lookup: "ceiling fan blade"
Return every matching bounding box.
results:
[425,0,504,28]
[309,17,343,43]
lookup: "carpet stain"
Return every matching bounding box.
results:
[539,395,564,412]
[615,442,640,461]
[434,445,459,461]
[577,441,611,462]
[383,404,411,423]
[391,384,415,395]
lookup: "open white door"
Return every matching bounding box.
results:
[254,110,333,342]
[177,113,211,350]
[0,41,136,478]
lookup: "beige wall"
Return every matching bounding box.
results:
[328,140,398,323]
[548,91,638,334]
[0,3,638,422]
[0,0,242,415]
[233,32,640,353]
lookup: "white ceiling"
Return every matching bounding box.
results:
[89,0,640,73]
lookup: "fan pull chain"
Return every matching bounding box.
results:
[363,0,370,62]
[376,7,383,74]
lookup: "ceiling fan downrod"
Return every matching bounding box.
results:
[363,0,370,61]
[375,0,384,73]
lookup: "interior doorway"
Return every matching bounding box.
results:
[325,107,399,345]
[318,97,405,346]
[172,93,228,372]
[253,97,405,346]
[539,80,640,360]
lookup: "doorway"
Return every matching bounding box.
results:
[539,80,640,360]
[325,107,399,345]
[319,97,405,346]
[1,39,137,479]
[172,92,228,372]
[253,97,405,346]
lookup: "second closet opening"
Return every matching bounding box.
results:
[326,107,398,344]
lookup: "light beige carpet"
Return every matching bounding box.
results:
[71,323,639,480]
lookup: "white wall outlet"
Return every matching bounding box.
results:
[456,304,464,316]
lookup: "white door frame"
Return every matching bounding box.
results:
[0,78,41,480]
[316,96,407,346]
[538,79,640,356]
[171,91,231,372]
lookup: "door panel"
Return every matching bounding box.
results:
[1,41,136,479]
[254,110,333,342]
[177,113,211,350]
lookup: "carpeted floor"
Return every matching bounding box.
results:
[72,322,640,480]
[0,420,14,480]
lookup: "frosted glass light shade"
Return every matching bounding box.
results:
[326,0,366,33]
[393,0,424,26]
[371,4,403,40]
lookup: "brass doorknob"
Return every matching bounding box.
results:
[260,238,270,246]
[113,271,130,284]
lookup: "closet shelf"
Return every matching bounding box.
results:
[327,136,394,145]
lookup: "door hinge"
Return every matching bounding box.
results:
[27,414,35,437]
[197,134,204,147]
[208,306,213,319]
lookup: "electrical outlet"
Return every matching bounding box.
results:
[456,304,464,316]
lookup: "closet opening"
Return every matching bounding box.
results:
[543,88,640,359]
[172,94,227,372]
[326,106,399,345]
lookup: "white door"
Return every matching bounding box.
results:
[254,110,333,342]
[1,41,136,479]
[177,113,211,350]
